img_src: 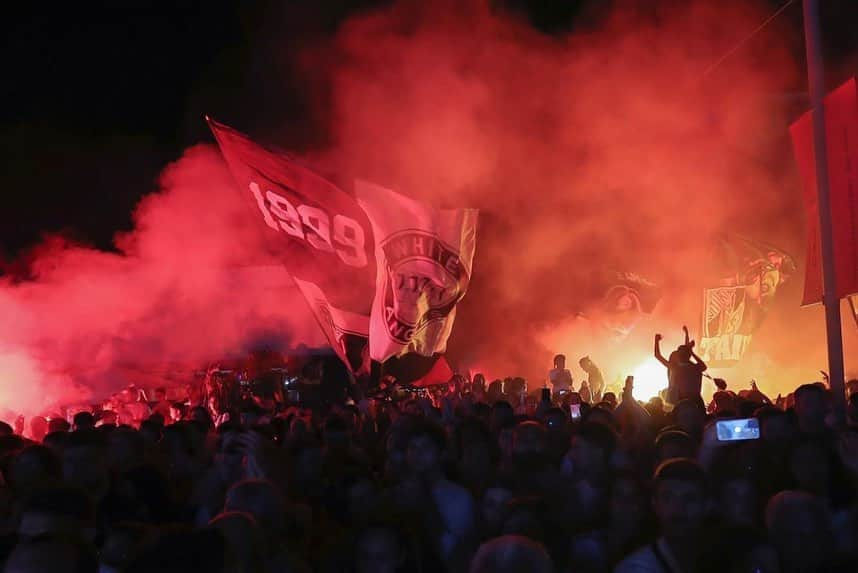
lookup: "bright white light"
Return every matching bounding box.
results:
[630,357,668,401]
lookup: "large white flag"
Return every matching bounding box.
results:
[356,181,478,362]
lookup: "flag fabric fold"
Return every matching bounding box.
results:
[292,278,369,372]
[356,181,478,362]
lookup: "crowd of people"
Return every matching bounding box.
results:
[0,331,857,573]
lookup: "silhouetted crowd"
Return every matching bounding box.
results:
[1,339,858,573]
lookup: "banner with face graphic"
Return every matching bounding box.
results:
[591,271,662,341]
[356,181,478,362]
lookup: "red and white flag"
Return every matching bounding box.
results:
[790,78,858,305]
[208,119,375,371]
[208,118,376,315]
[356,181,478,362]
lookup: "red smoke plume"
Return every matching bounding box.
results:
[0,147,320,418]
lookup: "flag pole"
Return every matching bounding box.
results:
[802,0,847,425]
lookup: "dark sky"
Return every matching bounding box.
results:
[1,0,855,261]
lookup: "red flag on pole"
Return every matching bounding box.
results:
[790,78,858,305]
[411,356,454,388]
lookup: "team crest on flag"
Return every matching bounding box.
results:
[381,231,469,344]
[357,181,478,362]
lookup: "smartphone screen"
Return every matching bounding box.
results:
[715,418,760,441]
[570,404,581,420]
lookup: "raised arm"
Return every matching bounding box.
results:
[689,342,707,372]
[654,333,669,368]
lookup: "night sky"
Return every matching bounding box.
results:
[1,0,856,262]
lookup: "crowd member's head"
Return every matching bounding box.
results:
[0,421,13,437]
[564,422,616,483]
[473,373,487,393]
[323,414,351,450]
[715,472,759,528]
[499,497,550,546]
[72,412,95,432]
[99,522,153,573]
[18,484,95,542]
[4,534,97,573]
[48,417,70,434]
[189,406,213,431]
[42,431,68,453]
[654,430,696,464]
[672,399,706,439]
[553,354,566,370]
[788,437,833,497]
[139,419,162,447]
[602,392,617,409]
[224,479,288,550]
[755,406,794,444]
[215,428,248,487]
[487,380,504,402]
[794,383,829,435]
[8,445,61,495]
[405,419,447,480]
[107,427,145,473]
[209,511,265,573]
[29,416,49,442]
[162,422,202,478]
[61,431,109,502]
[541,407,568,434]
[645,397,665,417]
[491,402,515,432]
[470,535,553,573]
[766,490,834,573]
[510,421,547,467]
[652,459,707,543]
[355,522,409,573]
[168,402,186,423]
[455,419,499,482]
[480,481,515,538]
[609,471,649,534]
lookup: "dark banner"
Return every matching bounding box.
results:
[698,235,795,366]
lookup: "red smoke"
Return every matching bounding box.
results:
[0,146,320,418]
[1,0,855,415]
[300,0,854,394]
